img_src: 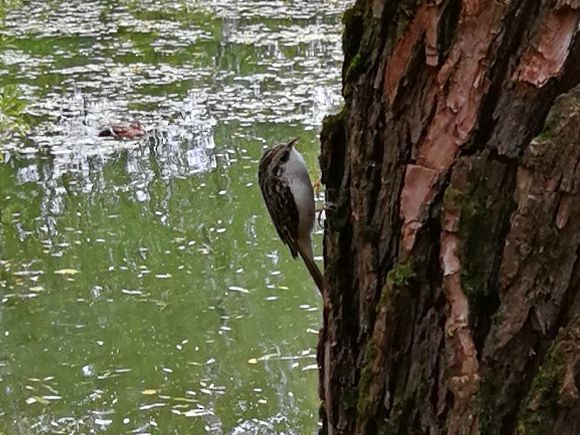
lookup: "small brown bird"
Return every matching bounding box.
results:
[98,121,145,139]
[258,138,323,292]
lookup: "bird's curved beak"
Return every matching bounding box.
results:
[286,138,298,150]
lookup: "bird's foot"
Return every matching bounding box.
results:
[316,202,337,228]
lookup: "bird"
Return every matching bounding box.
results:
[258,138,323,292]
[98,120,145,139]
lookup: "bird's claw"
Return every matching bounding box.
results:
[316,202,337,228]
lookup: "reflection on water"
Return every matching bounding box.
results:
[0,0,351,433]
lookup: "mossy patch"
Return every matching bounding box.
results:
[378,260,415,308]
[515,347,563,434]
[534,128,554,142]
[386,260,415,287]
[443,184,491,305]
[342,1,366,83]
[443,187,478,220]
[356,340,380,418]
[346,52,365,80]
[321,106,345,140]
[355,261,415,423]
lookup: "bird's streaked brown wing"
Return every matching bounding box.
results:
[259,171,300,259]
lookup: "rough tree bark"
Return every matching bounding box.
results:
[318,1,580,434]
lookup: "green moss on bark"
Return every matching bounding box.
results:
[386,260,415,287]
[342,2,366,83]
[357,340,379,417]
[321,107,345,141]
[355,261,415,424]
[516,347,564,434]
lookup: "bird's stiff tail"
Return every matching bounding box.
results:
[297,243,323,293]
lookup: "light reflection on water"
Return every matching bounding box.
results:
[0,0,351,433]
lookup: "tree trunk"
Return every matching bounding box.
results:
[318,1,580,434]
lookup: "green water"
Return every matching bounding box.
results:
[0,1,349,433]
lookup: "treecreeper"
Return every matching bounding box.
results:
[258,138,323,292]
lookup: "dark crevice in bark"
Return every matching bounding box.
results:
[320,109,346,195]
[558,246,580,326]
[390,40,429,115]
[365,112,386,226]
[561,33,580,86]
[464,154,517,354]
[488,16,580,158]
[436,0,461,61]
[342,4,365,85]
[469,0,541,156]
[474,230,509,349]
[501,295,570,435]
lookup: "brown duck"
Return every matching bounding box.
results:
[98,121,145,139]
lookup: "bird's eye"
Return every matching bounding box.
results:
[280,150,290,163]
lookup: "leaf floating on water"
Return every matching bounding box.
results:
[26,396,49,405]
[302,364,319,371]
[54,268,79,275]
[247,352,280,364]
[42,384,59,394]
[94,418,112,426]
[155,273,172,279]
[142,389,158,395]
[139,403,166,410]
[173,397,197,403]
[183,409,212,417]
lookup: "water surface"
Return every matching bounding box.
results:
[0,1,349,433]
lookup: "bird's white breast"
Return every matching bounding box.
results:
[282,147,315,235]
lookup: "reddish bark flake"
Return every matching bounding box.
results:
[514,8,580,87]
[440,206,480,433]
[417,3,505,172]
[383,2,443,105]
[397,2,507,252]
[399,164,438,252]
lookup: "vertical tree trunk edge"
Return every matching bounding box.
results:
[319,1,580,434]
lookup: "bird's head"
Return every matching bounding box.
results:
[259,138,298,177]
